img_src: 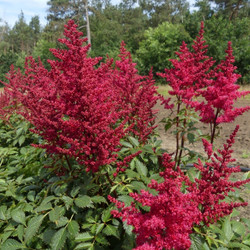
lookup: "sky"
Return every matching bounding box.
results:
[0,0,197,28]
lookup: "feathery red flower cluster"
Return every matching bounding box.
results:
[1,20,157,172]
[159,22,250,129]
[110,127,250,249]
[109,153,201,250]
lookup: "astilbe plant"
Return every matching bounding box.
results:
[1,20,158,173]
[109,153,202,250]
[158,22,250,167]
[190,41,250,143]
[111,41,158,143]
[110,128,250,250]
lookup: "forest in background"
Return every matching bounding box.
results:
[0,0,249,84]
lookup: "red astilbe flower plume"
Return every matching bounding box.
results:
[1,20,132,172]
[110,127,250,249]
[191,41,250,125]
[111,41,158,142]
[158,22,214,103]
[193,125,250,224]
[109,153,201,250]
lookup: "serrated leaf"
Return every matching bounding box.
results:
[18,135,25,146]
[42,229,56,245]
[95,235,109,245]
[1,231,12,244]
[16,224,24,242]
[190,234,204,250]
[231,220,245,236]
[242,171,250,181]
[70,186,80,198]
[1,239,24,250]
[50,227,67,250]
[131,181,147,191]
[101,208,111,223]
[135,159,148,176]
[27,191,36,202]
[68,220,79,237]
[40,196,56,205]
[35,202,52,213]
[103,225,119,238]
[118,195,134,206]
[75,232,94,242]
[55,216,68,228]
[74,242,93,249]
[11,208,26,226]
[25,215,44,243]
[49,206,65,222]
[120,141,133,148]
[96,223,105,234]
[227,242,250,249]
[128,137,139,147]
[123,221,133,236]
[62,196,73,209]
[223,216,233,242]
[74,195,93,208]
[91,196,107,204]
[0,206,7,220]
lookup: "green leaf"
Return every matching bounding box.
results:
[103,224,119,238]
[50,227,67,250]
[164,121,172,131]
[187,133,195,144]
[68,220,79,237]
[0,206,7,220]
[223,216,234,242]
[1,239,24,250]
[49,206,65,222]
[74,195,93,208]
[55,216,68,228]
[96,223,105,234]
[91,196,107,204]
[74,242,93,249]
[131,181,147,191]
[227,242,250,249]
[128,137,139,147]
[42,229,56,245]
[101,209,111,223]
[70,186,80,198]
[95,235,109,245]
[25,215,44,243]
[27,191,36,202]
[123,221,133,236]
[120,141,133,148]
[190,234,204,250]
[118,195,134,206]
[35,202,52,213]
[231,220,246,236]
[11,208,26,226]
[75,232,94,242]
[135,159,148,176]
[18,135,25,146]
[16,224,24,242]
[62,196,73,209]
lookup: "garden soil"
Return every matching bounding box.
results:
[155,99,250,219]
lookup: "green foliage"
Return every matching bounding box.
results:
[0,112,164,249]
[0,52,18,83]
[204,16,250,84]
[191,211,250,249]
[32,39,57,70]
[136,22,192,78]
